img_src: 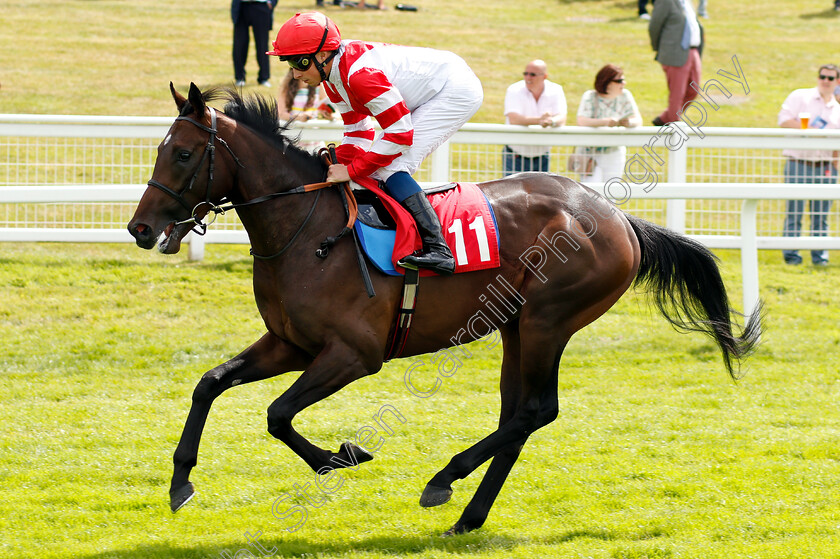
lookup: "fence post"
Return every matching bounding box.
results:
[666,142,687,234]
[188,232,205,261]
[429,140,451,184]
[740,199,760,323]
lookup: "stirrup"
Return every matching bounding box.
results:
[398,251,455,276]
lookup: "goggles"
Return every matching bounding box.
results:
[282,55,313,71]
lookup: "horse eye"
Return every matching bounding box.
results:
[177,151,191,162]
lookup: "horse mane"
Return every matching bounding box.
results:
[180,86,325,168]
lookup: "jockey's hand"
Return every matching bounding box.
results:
[327,164,351,183]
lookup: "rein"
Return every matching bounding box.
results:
[147,107,244,236]
[217,150,358,260]
[146,108,359,262]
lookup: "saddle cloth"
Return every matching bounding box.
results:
[352,182,500,277]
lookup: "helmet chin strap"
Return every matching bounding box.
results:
[313,51,337,83]
[308,22,336,84]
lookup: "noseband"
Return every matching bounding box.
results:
[147,107,244,235]
[146,110,359,273]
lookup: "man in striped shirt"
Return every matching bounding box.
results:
[268,12,483,275]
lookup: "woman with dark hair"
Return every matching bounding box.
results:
[277,68,336,154]
[575,64,642,184]
[277,68,333,122]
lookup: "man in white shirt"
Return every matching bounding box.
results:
[778,64,840,266]
[502,60,566,176]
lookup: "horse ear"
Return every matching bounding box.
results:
[170,82,187,111]
[188,82,206,116]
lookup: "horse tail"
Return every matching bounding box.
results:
[625,213,763,380]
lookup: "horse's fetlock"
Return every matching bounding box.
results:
[172,454,196,471]
[455,511,486,534]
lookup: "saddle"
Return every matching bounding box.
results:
[352,182,501,276]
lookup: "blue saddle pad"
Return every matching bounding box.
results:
[354,221,401,276]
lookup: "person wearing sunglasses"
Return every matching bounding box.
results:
[777,64,840,266]
[502,60,567,177]
[267,11,483,275]
[575,64,642,184]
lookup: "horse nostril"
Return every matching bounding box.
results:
[128,222,151,240]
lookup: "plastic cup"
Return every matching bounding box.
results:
[799,112,810,129]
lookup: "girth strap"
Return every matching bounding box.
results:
[385,267,420,361]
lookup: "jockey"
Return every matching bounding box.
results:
[267,12,483,276]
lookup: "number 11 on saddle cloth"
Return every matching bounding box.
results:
[353,182,501,277]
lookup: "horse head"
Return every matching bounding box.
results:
[128,82,243,254]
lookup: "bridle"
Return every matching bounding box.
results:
[147,107,244,236]
[146,107,358,260]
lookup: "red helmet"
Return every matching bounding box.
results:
[267,12,341,58]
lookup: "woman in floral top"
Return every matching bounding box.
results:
[576,64,642,184]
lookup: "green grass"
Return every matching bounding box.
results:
[3,1,840,557]
[2,0,840,127]
[2,242,840,558]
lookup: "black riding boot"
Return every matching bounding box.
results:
[398,192,455,276]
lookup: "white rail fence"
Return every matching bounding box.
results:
[2,114,840,316]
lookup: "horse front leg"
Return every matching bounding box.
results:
[170,332,311,512]
[265,341,379,473]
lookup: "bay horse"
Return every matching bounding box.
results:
[127,83,761,535]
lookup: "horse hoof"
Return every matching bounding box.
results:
[419,483,452,507]
[170,482,195,512]
[442,521,477,536]
[336,442,374,466]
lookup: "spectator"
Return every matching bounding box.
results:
[232,0,276,88]
[638,0,655,20]
[575,64,642,184]
[502,60,567,176]
[277,68,333,122]
[357,0,387,8]
[267,12,483,275]
[278,69,336,153]
[648,0,703,125]
[778,64,840,266]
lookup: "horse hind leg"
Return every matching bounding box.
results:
[442,326,533,535]
[443,440,527,536]
[422,329,565,534]
[170,333,310,512]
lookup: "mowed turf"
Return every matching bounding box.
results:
[1,241,839,558]
[3,0,840,557]
[2,0,840,126]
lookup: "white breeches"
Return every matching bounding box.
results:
[372,69,483,186]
